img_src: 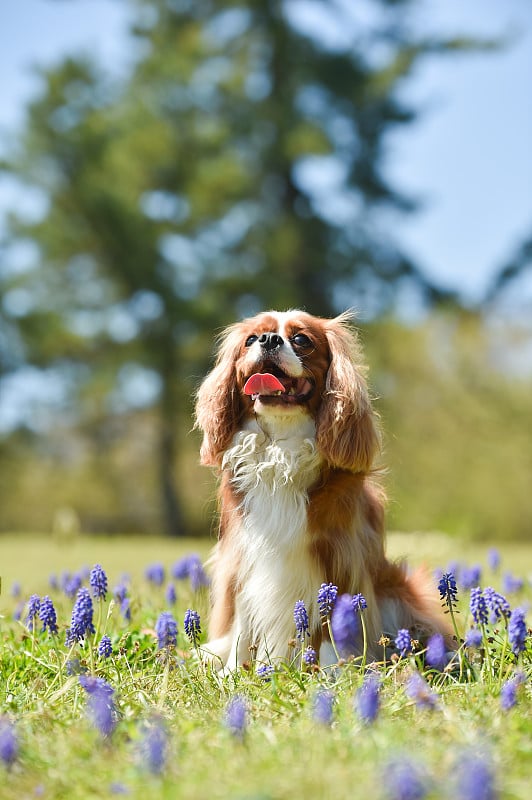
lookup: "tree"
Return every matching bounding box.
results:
[0,0,483,534]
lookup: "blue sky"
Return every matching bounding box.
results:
[0,0,531,304]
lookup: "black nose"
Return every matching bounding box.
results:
[258,332,283,351]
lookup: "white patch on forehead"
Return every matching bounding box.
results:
[269,310,305,338]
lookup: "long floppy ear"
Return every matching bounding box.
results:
[315,314,380,472]
[194,325,244,467]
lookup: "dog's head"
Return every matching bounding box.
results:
[195,310,379,472]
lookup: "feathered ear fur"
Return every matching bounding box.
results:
[315,314,380,472]
[195,325,244,467]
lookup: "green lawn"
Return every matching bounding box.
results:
[0,532,530,799]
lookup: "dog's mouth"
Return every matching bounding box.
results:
[243,365,314,405]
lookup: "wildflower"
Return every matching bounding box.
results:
[508,607,527,655]
[313,689,334,725]
[425,633,447,670]
[155,612,178,649]
[165,583,177,605]
[331,593,360,658]
[483,587,510,625]
[317,583,338,618]
[455,753,498,800]
[171,554,196,579]
[502,572,524,595]
[10,581,21,598]
[256,664,275,681]
[464,628,483,649]
[120,597,131,622]
[293,600,310,640]
[395,629,412,655]
[438,572,458,611]
[66,587,95,645]
[405,672,438,710]
[459,565,482,591]
[62,572,83,599]
[385,759,427,800]
[355,674,380,723]
[0,718,18,767]
[189,559,210,591]
[66,658,85,676]
[145,563,165,586]
[98,635,113,659]
[49,574,59,591]
[79,675,117,737]
[352,593,368,612]
[469,587,488,626]
[139,716,168,775]
[114,583,128,603]
[224,695,247,739]
[26,594,40,628]
[303,646,317,666]
[184,609,201,646]
[89,564,108,601]
[487,548,500,572]
[39,595,58,635]
[500,679,518,711]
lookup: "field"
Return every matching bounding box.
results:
[0,532,530,799]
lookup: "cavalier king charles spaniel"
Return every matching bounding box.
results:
[195,310,450,668]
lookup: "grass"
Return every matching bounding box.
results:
[0,532,530,799]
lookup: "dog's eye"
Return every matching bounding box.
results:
[291,333,312,348]
[245,335,258,347]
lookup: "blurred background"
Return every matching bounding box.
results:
[0,0,531,541]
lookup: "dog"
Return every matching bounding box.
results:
[195,309,451,668]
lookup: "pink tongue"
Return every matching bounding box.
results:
[244,372,285,396]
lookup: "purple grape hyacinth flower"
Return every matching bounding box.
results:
[313,690,334,726]
[352,593,368,612]
[487,547,500,572]
[470,587,488,626]
[502,572,524,594]
[66,587,95,645]
[79,676,117,737]
[317,583,338,618]
[189,559,210,591]
[224,695,247,739]
[395,629,412,655]
[165,583,177,606]
[303,646,317,666]
[184,609,201,646]
[508,607,527,655]
[0,718,18,767]
[455,754,498,800]
[464,628,483,649]
[155,612,178,649]
[293,600,310,640]
[425,633,447,670]
[139,716,168,775]
[459,565,482,591]
[438,572,458,611]
[483,587,510,625]
[405,672,438,710]
[256,664,275,681]
[385,759,428,800]
[89,564,108,601]
[26,594,40,629]
[98,635,113,659]
[331,593,360,658]
[145,563,165,586]
[39,595,58,635]
[355,674,380,723]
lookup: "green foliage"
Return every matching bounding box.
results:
[0,534,530,799]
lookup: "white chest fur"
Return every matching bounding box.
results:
[222,420,324,662]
